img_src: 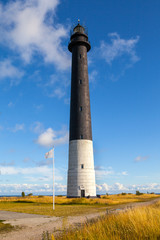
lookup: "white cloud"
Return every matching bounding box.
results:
[135,156,149,162]
[96,182,160,194]
[96,182,126,193]
[33,104,43,111]
[96,33,140,81]
[11,123,25,132]
[8,102,14,108]
[95,166,129,180]
[121,171,128,176]
[0,183,66,195]
[1,180,160,195]
[0,160,15,166]
[31,121,44,134]
[101,183,110,192]
[96,184,102,191]
[95,167,114,180]
[55,183,67,192]
[0,59,24,85]
[42,72,70,99]
[0,0,70,70]
[24,174,63,182]
[49,87,66,99]
[46,74,60,86]
[0,166,50,175]
[36,128,55,147]
[89,70,98,84]
[36,127,69,147]
[0,165,64,182]
[23,157,31,163]
[99,32,139,65]
[38,159,53,166]
[114,182,127,191]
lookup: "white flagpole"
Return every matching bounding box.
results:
[53,146,55,210]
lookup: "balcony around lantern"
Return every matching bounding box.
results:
[70,23,88,37]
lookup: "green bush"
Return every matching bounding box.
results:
[27,193,33,196]
[21,191,25,197]
[136,190,143,195]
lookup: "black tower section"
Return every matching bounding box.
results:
[68,24,92,141]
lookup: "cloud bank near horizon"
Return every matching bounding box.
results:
[0,182,160,195]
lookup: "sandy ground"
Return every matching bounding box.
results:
[0,198,160,240]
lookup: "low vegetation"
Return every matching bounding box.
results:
[0,220,14,233]
[0,193,158,205]
[53,200,160,240]
[0,194,159,217]
[0,194,160,237]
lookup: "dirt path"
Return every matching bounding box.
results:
[1,198,160,240]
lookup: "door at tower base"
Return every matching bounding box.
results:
[67,140,96,198]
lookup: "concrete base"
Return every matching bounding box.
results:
[67,139,96,198]
[67,196,97,198]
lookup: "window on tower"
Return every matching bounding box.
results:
[80,54,81,59]
[80,134,83,139]
[81,164,84,169]
[79,79,82,84]
[79,106,82,111]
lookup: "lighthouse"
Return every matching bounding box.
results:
[67,22,96,198]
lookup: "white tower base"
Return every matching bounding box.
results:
[67,140,96,198]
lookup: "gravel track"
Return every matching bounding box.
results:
[0,198,160,240]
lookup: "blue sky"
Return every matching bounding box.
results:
[0,0,160,195]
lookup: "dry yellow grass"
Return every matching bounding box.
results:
[0,193,158,205]
[55,200,160,240]
[0,194,159,218]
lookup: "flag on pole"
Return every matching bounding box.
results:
[45,147,55,210]
[45,148,54,159]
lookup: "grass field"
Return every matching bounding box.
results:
[0,194,159,217]
[0,220,14,233]
[54,200,160,240]
[0,201,106,217]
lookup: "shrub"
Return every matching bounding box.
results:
[27,193,33,196]
[21,191,25,197]
[136,190,143,195]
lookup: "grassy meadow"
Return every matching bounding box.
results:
[53,200,160,240]
[0,193,159,217]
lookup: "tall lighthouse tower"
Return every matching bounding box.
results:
[67,22,96,198]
